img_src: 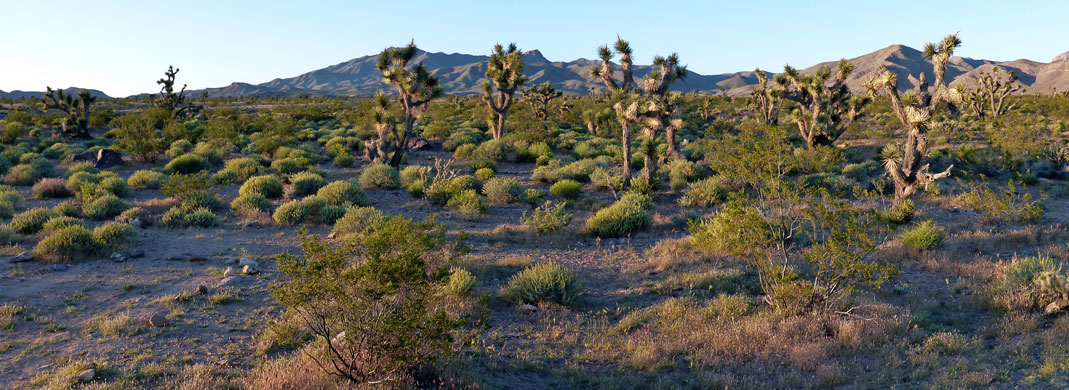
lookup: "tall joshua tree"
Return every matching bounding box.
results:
[365,91,398,163]
[593,37,687,188]
[156,66,199,119]
[377,41,443,167]
[958,66,1024,120]
[776,59,869,148]
[41,87,95,138]
[749,69,781,125]
[482,43,527,140]
[524,81,562,120]
[865,33,963,208]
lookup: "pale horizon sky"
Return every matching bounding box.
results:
[1,0,1066,97]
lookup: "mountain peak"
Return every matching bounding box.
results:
[1053,51,1069,63]
[523,49,547,61]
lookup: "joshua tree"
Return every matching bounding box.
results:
[40,87,95,138]
[749,69,781,125]
[559,97,573,117]
[482,43,527,140]
[581,108,614,136]
[865,33,963,208]
[364,91,398,163]
[524,81,562,120]
[775,59,868,148]
[377,41,443,167]
[593,37,687,188]
[958,66,1024,120]
[156,66,199,119]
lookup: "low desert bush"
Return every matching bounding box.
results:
[291,172,326,196]
[522,201,573,234]
[550,179,581,199]
[165,154,207,174]
[32,178,70,198]
[127,170,164,189]
[444,267,477,296]
[273,196,328,225]
[585,194,652,238]
[482,177,523,205]
[11,208,56,234]
[33,225,101,261]
[93,222,136,249]
[901,220,944,250]
[446,189,486,218]
[678,177,728,207]
[240,175,284,199]
[359,163,401,189]
[316,181,369,206]
[42,216,85,233]
[953,178,1045,223]
[331,206,385,237]
[230,194,273,213]
[506,262,582,306]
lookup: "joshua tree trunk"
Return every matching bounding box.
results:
[620,122,632,188]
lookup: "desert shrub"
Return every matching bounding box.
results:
[42,216,85,233]
[32,178,70,198]
[240,175,284,199]
[446,189,486,218]
[230,194,273,213]
[66,161,98,176]
[531,158,605,183]
[93,222,136,249]
[65,171,98,193]
[184,208,222,228]
[842,161,879,181]
[318,204,347,224]
[331,206,385,237]
[880,198,916,225]
[221,157,265,182]
[165,154,207,174]
[5,163,41,186]
[0,186,24,210]
[1002,255,1060,290]
[333,153,355,167]
[953,178,1045,223]
[400,165,431,188]
[271,157,306,175]
[475,139,511,161]
[82,194,127,220]
[901,220,944,250]
[291,172,326,196]
[453,143,476,159]
[192,142,224,165]
[506,262,582,306]
[359,163,401,189]
[585,193,652,238]
[273,196,327,225]
[11,208,56,234]
[180,190,221,211]
[273,217,455,384]
[33,225,101,261]
[792,145,843,174]
[316,181,369,206]
[522,201,573,233]
[444,267,476,296]
[666,160,702,191]
[678,177,727,207]
[116,207,149,226]
[444,128,486,151]
[100,177,130,197]
[53,201,80,217]
[550,179,581,199]
[0,225,13,245]
[128,170,164,189]
[167,139,192,158]
[523,188,545,207]
[470,158,497,173]
[451,175,482,193]
[482,177,522,205]
[475,167,495,181]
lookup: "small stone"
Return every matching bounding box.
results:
[149,312,169,327]
[241,265,258,275]
[224,258,238,265]
[53,264,68,271]
[327,232,337,239]
[109,253,125,263]
[222,267,235,278]
[7,251,32,263]
[238,258,258,267]
[76,368,95,383]
[129,248,145,258]
[518,304,538,314]
[196,285,209,295]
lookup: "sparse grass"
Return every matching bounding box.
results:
[83,312,137,339]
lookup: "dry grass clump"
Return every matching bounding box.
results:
[243,347,348,390]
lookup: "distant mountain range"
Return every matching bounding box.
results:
[0,88,110,100]
[4,47,1069,100]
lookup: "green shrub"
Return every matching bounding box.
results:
[666,160,701,191]
[522,201,573,233]
[332,206,385,237]
[270,157,306,175]
[230,194,273,213]
[191,142,223,166]
[475,139,511,161]
[523,188,544,207]
[210,169,239,185]
[678,177,727,207]
[240,175,284,199]
[359,163,401,189]
[52,201,81,217]
[453,143,476,159]
[290,172,326,196]
[0,225,13,245]
[33,225,101,262]
[11,208,56,234]
[1003,255,1060,290]
[482,177,523,205]
[881,199,915,225]
[93,222,136,249]
[116,207,149,226]
[273,196,326,225]
[506,262,582,306]
[470,158,497,173]
[452,175,482,193]
[221,157,265,182]
[901,220,944,250]
[166,139,193,158]
[42,216,85,233]
[179,190,221,211]
[550,180,581,199]
[425,179,459,206]
[475,167,495,181]
[32,178,70,198]
[164,154,207,174]
[400,165,431,188]
[444,267,476,296]
[184,208,222,228]
[100,177,130,197]
[5,163,40,186]
[585,194,652,238]
[127,170,164,189]
[318,204,346,224]
[66,171,98,193]
[953,179,1045,223]
[333,153,355,167]
[82,195,127,220]
[66,161,98,176]
[317,181,369,206]
[447,189,486,218]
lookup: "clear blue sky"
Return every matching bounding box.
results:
[2,0,1066,97]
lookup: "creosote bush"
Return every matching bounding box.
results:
[482,177,523,205]
[444,267,477,296]
[12,208,56,234]
[359,163,401,189]
[522,201,573,234]
[585,193,652,238]
[331,206,385,237]
[33,225,100,262]
[32,178,70,198]
[550,179,581,199]
[506,262,582,306]
[316,181,369,207]
[240,175,284,199]
[128,170,165,189]
[901,220,944,250]
[165,154,207,174]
